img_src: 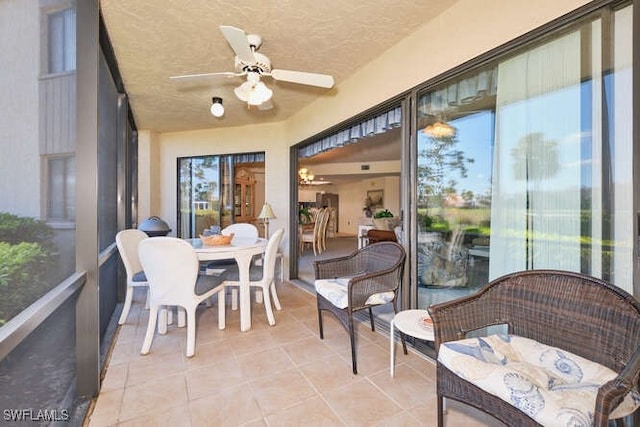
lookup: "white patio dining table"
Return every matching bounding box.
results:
[188,236,267,332]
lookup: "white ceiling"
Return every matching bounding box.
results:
[100,0,457,133]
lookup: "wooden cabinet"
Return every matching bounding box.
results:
[233,169,256,222]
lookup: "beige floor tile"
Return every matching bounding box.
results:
[297,354,359,393]
[185,357,245,400]
[189,384,263,427]
[280,336,337,366]
[249,367,318,415]
[117,403,191,427]
[323,378,403,426]
[374,410,427,426]
[265,396,345,426]
[347,342,391,376]
[87,388,123,427]
[118,373,188,422]
[236,346,296,379]
[267,320,314,343]
[229,329,279,357]
[126,350,185,387]
[183,339,233,370]
[100,364,127,392]
[368,364,436,410]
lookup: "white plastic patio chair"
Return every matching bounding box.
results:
[222,228,284,326]
[138,237,226,357]
[115,229,150,325]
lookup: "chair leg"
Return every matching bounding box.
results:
[231,288,238,310]
[177,307,186,327]
[262,285,276,326]
[185,307,197,357]
[270,282,282,311]
[118,286,134,325]
[368,307,375,331]
[401,331,408,355]
[217,290,226,330]
[141,305,159,355]
[317,309,324,339]
[159,307,168,334]
[348,315,358,374]
[144,287,150,309]
[437,395,444,427]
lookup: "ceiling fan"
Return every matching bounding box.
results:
[170,25,335,109]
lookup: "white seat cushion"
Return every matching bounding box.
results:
[438,334,640,426]
[315,278,394,309]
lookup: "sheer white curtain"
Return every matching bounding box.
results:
[490,32,582,279]
[612,6,633,290]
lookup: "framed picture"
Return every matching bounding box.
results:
[367,189,384,210]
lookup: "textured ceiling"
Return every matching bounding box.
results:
[100,0,457,133]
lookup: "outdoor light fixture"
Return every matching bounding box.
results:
[210,97,224,117]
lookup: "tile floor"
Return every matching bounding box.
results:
[85,282,500,426]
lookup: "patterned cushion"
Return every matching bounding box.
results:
[315,278,394,309]
[438,334,640,426]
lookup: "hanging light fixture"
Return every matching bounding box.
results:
[298,168,315,186]
[423,120,456,138]
[234,72,273,106]
[210,97,224,117]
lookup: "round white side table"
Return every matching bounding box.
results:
[390,309,434,377]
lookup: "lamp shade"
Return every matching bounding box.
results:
[258,203,276,220]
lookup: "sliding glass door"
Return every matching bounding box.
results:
[177,152,265,238]
[416,4,633,308]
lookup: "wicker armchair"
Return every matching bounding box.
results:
[314,241,406,374]
[428,269,640,427]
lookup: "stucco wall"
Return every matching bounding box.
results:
[0,0,41,217]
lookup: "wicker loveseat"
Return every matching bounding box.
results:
[428,269,640,427]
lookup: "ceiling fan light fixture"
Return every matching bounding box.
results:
[249,81,272,105]
[210,97,224,117]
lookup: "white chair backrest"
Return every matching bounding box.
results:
[116,229,148,280]
[138,237,199,306]
[262,228,284,282]
[222,223,259,239]
[313,209,327,235]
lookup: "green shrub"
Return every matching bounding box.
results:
[0,212,58,325]
[0,212,55,252]
[0,242,52,325]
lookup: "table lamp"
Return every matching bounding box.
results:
[258,203,276,237]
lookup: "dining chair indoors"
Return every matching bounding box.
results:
[115,229,150,325]
[314,241,406,374]
[300,208,327,255]
[221,228,284,326]
[138,237,226,357]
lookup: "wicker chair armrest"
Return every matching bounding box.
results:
[348,268,400,310]
[427,290,503,351]
[593,345,640,426]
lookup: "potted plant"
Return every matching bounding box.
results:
[299,206,312,224]
[372,209,396,230]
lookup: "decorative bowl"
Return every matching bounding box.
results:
[200,233,234,246]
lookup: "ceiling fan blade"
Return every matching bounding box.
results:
[270,69,335,89]
[219,25,256,64]
[169,71,243,84]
